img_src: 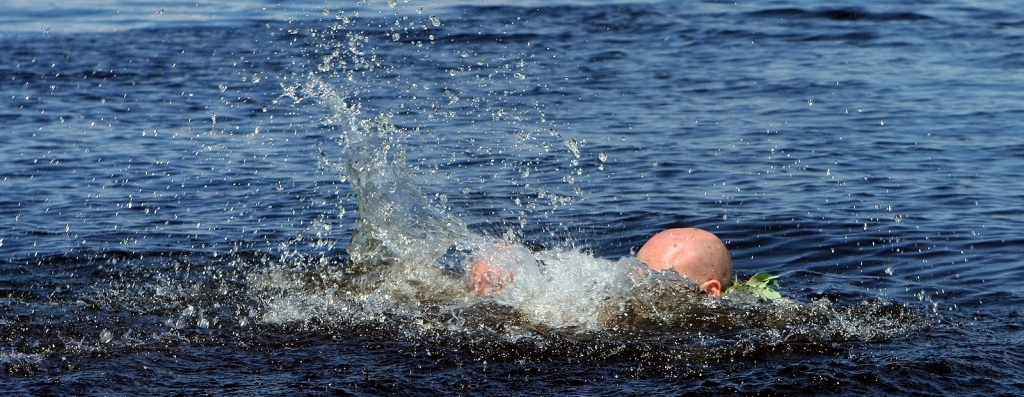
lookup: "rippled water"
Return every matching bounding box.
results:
[2,0,1023,395]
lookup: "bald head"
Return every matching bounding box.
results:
[637,228,733,296]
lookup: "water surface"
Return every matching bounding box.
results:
[2,0,1023,395]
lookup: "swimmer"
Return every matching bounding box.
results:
[466,227,733,297]
[635,228,733,296]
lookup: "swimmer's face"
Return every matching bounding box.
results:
[637,228,733,296]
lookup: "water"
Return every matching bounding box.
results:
[3,0,1023,394]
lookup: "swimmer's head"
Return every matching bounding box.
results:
[636,228,733,296]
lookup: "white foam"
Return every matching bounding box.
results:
[467,240,634,329]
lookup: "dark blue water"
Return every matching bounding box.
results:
[3,1,1023,395]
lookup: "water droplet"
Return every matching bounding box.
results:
[429,15,441,27]
[565,139,580,158]
[885,267,894,275]
[100,329,113,344]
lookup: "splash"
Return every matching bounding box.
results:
[301,68,639,328]
[295,82,612,331]
[308,74,467,276]
[259,7,936,342]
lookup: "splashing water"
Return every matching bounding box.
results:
[9,4,926,373]
[248,9,934,345]
[300,71,636,329]
[5,1,1024,393]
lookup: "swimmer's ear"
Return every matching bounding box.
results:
[700,279,723,297]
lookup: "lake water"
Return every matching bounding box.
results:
[2,0,1023,395]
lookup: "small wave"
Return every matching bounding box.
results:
[748,7,933,22]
